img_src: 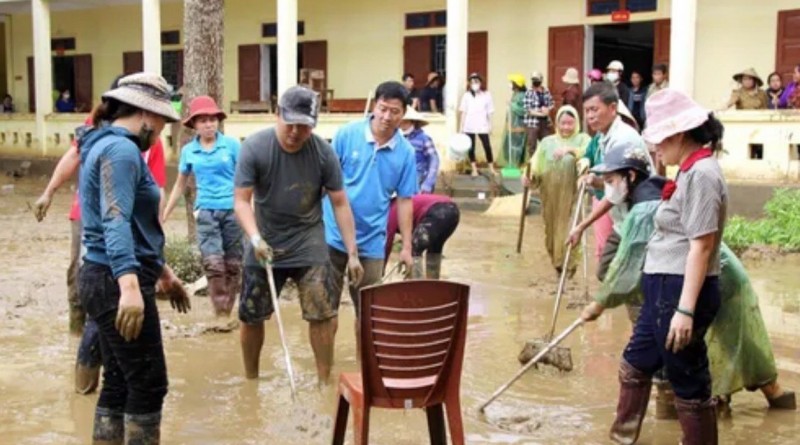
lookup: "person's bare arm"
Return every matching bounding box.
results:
[161,173,188,223]
[33,144,81,221]
[234,186,258,239]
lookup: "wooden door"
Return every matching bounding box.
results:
[301,40,327,72]
[403,36,432,89]
[27,57,35,112]
[73,54,93,112]
[548,26,584,108]
[123,51,144,75]
[238,44,261,101]
[467,31,488,84]
[653,19,671,67]
[175,49,185,88]
[776,9,800,83]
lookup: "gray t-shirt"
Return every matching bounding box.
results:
[235,128,343,268]
[644,157,728,276]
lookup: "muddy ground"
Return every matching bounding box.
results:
[1,177,798,444]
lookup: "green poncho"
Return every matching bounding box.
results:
[596,196,778,396]
[501,90,528,166]
[528,106,591,275]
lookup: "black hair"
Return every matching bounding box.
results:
[686,113,724,152]
[511,83,526,93]
[559,109,577,120]
[652,64,668,75]
[622,169,648,208]
[582,81,619,105]
[91,98,141,129]
[374,81,409,108]
[402,73,415,82]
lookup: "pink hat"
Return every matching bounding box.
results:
[642,89,709,145]
[587,69,603,81]
[183,95,227,128]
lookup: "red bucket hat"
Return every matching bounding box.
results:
[183,95,226,128]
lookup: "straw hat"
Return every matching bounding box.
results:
[733,68,764,87]
[401,107,429,127]
[562,68,580,85]
[426,72,441,85]
[607,60,624,71]
[183,95,226,128]
[642,89,710,145]
[101,72,180,122]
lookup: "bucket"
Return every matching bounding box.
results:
[448,133,472,161]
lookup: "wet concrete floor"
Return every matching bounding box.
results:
[1,177,798,444]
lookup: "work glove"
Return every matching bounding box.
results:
[157,269,191,314]
[33,193,53,222]
[116,288,145,342]
[251,234,274,264]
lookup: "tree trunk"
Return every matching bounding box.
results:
[180,0,225,244]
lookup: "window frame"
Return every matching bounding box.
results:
[586,0,657,17]
[405,10,447,30]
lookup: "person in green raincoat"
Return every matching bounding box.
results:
[580,146,796,418]
[502,74,528,166]
[522,105,590,277]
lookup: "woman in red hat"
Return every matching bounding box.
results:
[162,95,243,316]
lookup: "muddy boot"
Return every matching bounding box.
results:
[224,258,242,314]
[675,397,717,445]
[654,381,678,420]
[203,256,230,316]
[92,407,124,445]
[411,256,425,279]
[124,412,161,445]
[760,380,797,410]
[609,359,652,445]
[76,363,101,395]
[425,253,442,279]
[69,304,86,336]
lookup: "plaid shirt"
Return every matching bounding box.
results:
[522,88,554,128]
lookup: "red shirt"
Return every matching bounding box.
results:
[384,194,453,260]
[68,117,167,221]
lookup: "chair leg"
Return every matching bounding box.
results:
[352,405,369,445]
[332,395,349,445]
[426,404,447,445]
[445,395,465,445]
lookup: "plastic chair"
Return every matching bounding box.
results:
[332,280,470,445]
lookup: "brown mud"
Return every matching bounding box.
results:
[1,177,799,444]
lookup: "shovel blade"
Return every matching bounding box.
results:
[518,339,574,372]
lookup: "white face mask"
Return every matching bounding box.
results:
[606,72,620,83]
[401,126,414,136]
[604,180,628,205]
[470,83,481,92]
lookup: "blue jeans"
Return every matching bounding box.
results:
[196,209,243,260]
[622,274,721,401]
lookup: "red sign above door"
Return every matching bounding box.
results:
[611,10,631,22]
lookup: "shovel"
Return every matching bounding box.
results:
[480,317,584,413]
[265,261,298,398]
[515,163,533,254]
[517,182,587,372]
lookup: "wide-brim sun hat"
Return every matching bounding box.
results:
[183,95,227,129]
[402,107,429,127]
[562,68,580,85]
[102,72,180,123]
[733,68,764,88]
[642,89,710,145]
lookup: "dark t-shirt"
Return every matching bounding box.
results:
[407,88,419,107]
[419,86,442,112]
[234,128,343,268]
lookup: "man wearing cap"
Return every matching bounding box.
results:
[234,85,362,383]
[606,60,631,105]
[523,71,554,156]
[322,81,417,323]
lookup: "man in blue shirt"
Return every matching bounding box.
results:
[322,81,418,318]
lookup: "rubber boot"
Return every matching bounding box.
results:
[675,397,718,445]
[609,359,652,445]
[224,258,242,314]
[92,407,124,445]
[124,412,161,445]
[761,380,797,410]
[411,256,425,279]
[203,256,230,316]
[425,253,442,280]
[76,363,101,395]
[654,381,678,420]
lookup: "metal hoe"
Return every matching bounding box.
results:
[265,262,298,398]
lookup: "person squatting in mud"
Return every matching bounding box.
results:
[77,72,191,444]
[384,194,460,279]
[162,95,243,317]
[233,86,363,384]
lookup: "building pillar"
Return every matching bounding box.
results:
[142,0,162,74]
[445,0,468,135]
[32,0,52,155]
[669,0,697,96]
[277,0,298,98]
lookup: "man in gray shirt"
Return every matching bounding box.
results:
[234,86,363,384]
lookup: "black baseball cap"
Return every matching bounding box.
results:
[591,143,651,176]
[279,85,319,127]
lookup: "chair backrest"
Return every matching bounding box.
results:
[359,280,470,409]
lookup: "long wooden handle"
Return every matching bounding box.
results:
[516,163,533,253]
[266,264,298,398]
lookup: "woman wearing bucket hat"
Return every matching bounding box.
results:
[726,68,768,110]
[561,68,583,119]
[419,71,444,113]
[162,95,243,317]
[502,74,529,166]
[460,72,496,177]
[78,72,190,444]
[605,89,728,445]
[400,107,440,193]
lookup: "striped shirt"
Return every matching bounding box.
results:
[644,158,728,276]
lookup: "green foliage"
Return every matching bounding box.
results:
[164,237,203,283]
[724,189,800,252]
